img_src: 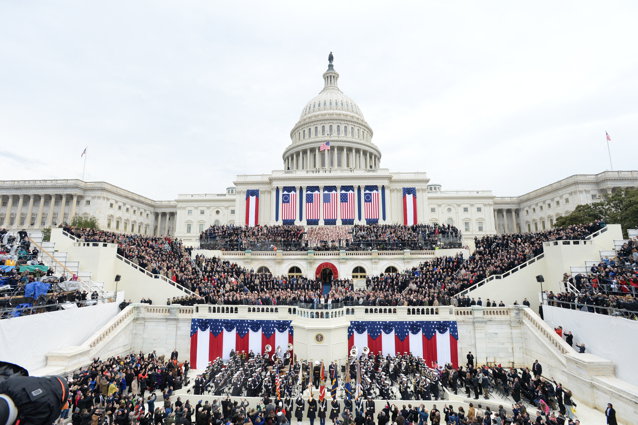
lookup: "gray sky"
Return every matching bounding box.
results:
[1,1,637,200]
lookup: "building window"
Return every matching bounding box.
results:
[198,223,204,233]
[85,200,91,206]
[200,209,205,215]
[352,266,367,279]
[532,208,536,213]
[230,209,235,215]
[322,125,325,135]
[107,219,112,229]
[384,266,398,274]
[118,206,122,211]
[463,207,468,213]
[257,266,271,275]
[109,203,113,208]
[447,208,452,213]
[126,207,129,213]
[565,198,569,203]
[540,206,543,211]
[186,224,192,234]
[547,204,551,209]
[556,201,560,206]
[216,210,221,215]
[288,266,303,277]
[187,210,192,216]
[477,221,484,232]
[430,207,436,213]
[477,207,482,213]
[591,194,597,200]
[315,127,318,136]
[464,222,470,232]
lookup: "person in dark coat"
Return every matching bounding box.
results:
[307,397,317,425]
[294,397,304,425]
[605,403,617,425]
[329,399,340,424]
[318,398,327,425]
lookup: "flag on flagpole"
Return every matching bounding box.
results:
[81,147,87,157]
[319,141,331,151]
[606,131,612,142]
[319,361,326,401]
[275,367,281,400]
[329,364,338,399]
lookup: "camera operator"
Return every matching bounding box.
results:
[0,362,69,425]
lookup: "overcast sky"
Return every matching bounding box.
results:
[1,1,637,200]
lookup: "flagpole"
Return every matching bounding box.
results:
[82,150,87,181]
[606,139,613,171]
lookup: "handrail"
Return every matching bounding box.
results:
[455,253,545,296]
[27,236,76,277]
[544,300,638,319]
[114,254,196,296]
[62,230,80,242]
[520,307,573,361]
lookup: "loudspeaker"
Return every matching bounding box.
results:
[536,275,544,283]
[115,275,121,282]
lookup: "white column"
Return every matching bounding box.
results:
[58,194,67,225]
[36,196,45,228]
[46,195,55,227]
[13,195,24,227]
[2,196,13,227]
[25,195,35,228]
[69,195,78,222]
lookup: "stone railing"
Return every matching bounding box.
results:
[520,307,573,359]
[88,304,136,349]
[220,249,436,258]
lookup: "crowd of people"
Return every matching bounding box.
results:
[65,222,606,310]
[198,224,463,252]
[547,236,638,315]
[1,228,100,318]
[53,350,588,425]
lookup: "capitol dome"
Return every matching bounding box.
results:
[283,53,381,172]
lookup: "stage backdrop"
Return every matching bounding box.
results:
[190,319,293,369]
[347,321,458,368]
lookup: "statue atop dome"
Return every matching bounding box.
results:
[328,51,334,65]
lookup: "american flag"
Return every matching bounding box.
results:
[323,186,338,223]
[282,187,297,222]
[275,368,281,400]
[319,141,331,151]
[340,186,355,223]
[606,131,612,142]
[364,186,379,221]
[306,187,321,223]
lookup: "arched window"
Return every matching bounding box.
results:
[315,126,318,136]
[337,125,340,135]
[352,266,367,279]
[447,218,454,226]
[288,266,303,277]
[257,266,271,275]
[357,128,360,138]
[322,125,325,135]
[351,126,354,137]
[384,266,398,274]
[329,125,333,135]
[303,129,306,139]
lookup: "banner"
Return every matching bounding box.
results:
[306,186,320,225]
[347,321,458,368]
[402,187,417,225]
[245,190,259,227]
[340,186,355,225]
[323,186,338,225]
[190,319,293,369]
[281,186,297,224]
[363,185,379,224]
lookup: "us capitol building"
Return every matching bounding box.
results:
[1,55,637,243]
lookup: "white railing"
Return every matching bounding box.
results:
[456,252,545,296]
[520,307,573,362]
[115,254,196,296]
[220,250,436,258]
